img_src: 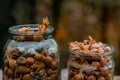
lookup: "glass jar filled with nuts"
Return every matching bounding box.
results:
[68,36,115,80]
[3,17,61,80]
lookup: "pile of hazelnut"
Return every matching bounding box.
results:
[4,48,59,80]
[14,17,50,41]
[69,36,114,80]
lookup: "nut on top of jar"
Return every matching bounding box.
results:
[18,17,49,34]
[69,36,112,54]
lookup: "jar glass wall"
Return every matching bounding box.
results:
[3,24,61,80]
[68,44,114,80]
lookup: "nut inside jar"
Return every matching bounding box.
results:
[4,48,59,80]
[4,17,60,80]
[68,36,114,80]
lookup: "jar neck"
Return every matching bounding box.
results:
[9,24,54,41]
[10,33,53,42]
[69,45,114,56]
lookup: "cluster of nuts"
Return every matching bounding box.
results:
[69,36,114,80]
[14,17,50,41]
[4,48,59,80]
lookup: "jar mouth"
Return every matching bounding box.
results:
[69,44,114,56]
[9,24,54,36]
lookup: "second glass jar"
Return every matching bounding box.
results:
[68,45,115,80]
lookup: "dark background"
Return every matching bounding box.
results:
[0,0,120,75]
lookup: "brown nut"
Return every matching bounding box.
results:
[43,56,53,64]
[90,49,100,53]
[10,49,23,59]
[47,69,58,75]
[30,72,35,77]
[17,66,30,73]
[40,49,48,56]
[8,59,17,70]
[23,74,31,80]
[104,46,111,52]
[32,61,45,69]
[34,53,43,60]
[87,75,96,80]
[100,67,108,76]
[39,69,46,76]
[104,56,110,62]
[105,73,112,80]
[98,76,105,80]
[17,56,26,64]
[51,60,58,70]
[73,73,84,80]
[73,74,81,80]
[92,61,101,69]
[25,57,34,65]
[70,71,77,77]
[7,68,13,76]
[47,75,58,80]
[18,27,31,33]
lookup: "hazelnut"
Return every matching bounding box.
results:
[104,46,111,52]
[90,49,100,53]
[51,60,58,70]
[10,49,23,58]
[32,61,45,69]
[25,57,34,65]
[40,49,48,56]
[100,67,108,76]
[98,76,105,80]
[44,56,53,64]
[73,73,84,80]
[91,43,99,49]
[39,69,46,76]
[34,53,43,60]
[16,56,26,64]
[48,75,58,80]
[30,72,35,77]
[47,69,58,75]
[105,73,112,80]
[87,75,96,80]
[18,27,31,33]
[92,61,101,69]
[70,71,77,76]
[23,74,31,80]
[104,56,110,62]
[100,58,106,66]
[7,68,13,76]
[8,59,17,70]
[17,66,30,73]
[73,74,81,80]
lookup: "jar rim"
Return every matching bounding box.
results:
[9,24,54,36]
[69,44,114,56]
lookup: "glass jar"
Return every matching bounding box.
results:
[3,24,61,80]
[68,45,115,80]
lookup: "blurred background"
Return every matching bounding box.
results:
[0,0,120,75]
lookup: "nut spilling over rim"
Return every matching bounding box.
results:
[18,17,49,34]
[69,36,111,54]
